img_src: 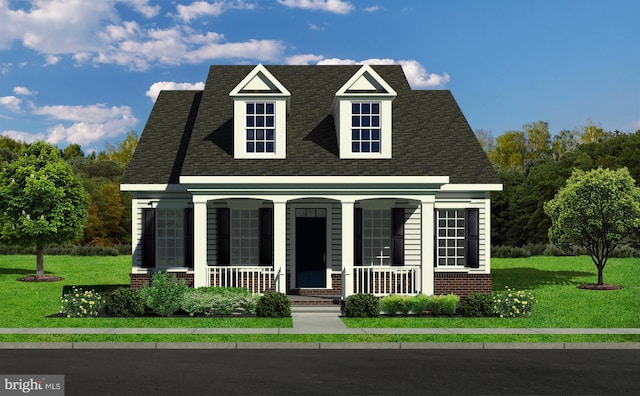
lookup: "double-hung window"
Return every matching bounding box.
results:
[155,209,185,267]
[246,102,275,153]
[362,209,392,265]
[436,210,465,267]
[231,209,259,265]
[351,102,381,153]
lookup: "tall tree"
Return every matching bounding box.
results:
[544,167,640,285]
[524,121,551,162]
[493,131,527,169]
[101,131,138,167]
[0,142,89,278]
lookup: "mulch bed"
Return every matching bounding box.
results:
[577,284,623,290]
[18,275,65,282]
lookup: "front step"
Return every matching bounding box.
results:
[288,295,341,306]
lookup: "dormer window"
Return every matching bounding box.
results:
[351,102,381,153]
[230,64,290,159]
[246,102,275,153]
[333,65,397,159]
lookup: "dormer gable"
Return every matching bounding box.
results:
[333,65,397,159]
[230,64,290,159]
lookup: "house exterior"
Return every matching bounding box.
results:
[121,64,502,299]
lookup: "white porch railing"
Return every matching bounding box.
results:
[353,266,420,296]
[208,266,275,294]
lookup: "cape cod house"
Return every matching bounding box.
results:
[121,64,502,299]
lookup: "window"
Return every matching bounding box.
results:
[246,102,275,153]
[231,209,259,265]
[351,102,381,153]
[436,210,466,267]
[362,209,391,265]
[156,209,184,267]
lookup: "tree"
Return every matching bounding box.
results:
[544,167,640,285]
[0,142,89,278]
[492,131,526,169]
[101,131,138,167]
[524,121,551,162]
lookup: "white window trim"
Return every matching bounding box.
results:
[232,98,287,159]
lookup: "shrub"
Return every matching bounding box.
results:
[440,294,460,316]
[428,295,444,316]
[256,291,291,317]
[181,288,260,316]
[60,287,103,318]
[460,293,494,317]
[380,294,412,316]
[344,293,380,317]
[410,294,431,316]
[103,287,145,317]
[493,287,537,318]
[141,272,188,317]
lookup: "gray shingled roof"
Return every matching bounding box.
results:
[123,65,499,185]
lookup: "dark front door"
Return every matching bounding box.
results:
[296,217,326,288]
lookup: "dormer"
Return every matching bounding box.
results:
[230,64,290,159]
[333,65,397,159]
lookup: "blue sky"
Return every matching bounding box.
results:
[1,0,638,152]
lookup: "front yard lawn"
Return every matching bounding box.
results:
[343,256,640,328]
[0,255,291,328]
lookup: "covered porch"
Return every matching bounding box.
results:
[185,175,448,299]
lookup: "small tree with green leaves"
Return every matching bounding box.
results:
[0,141,89,279]
[544,167,640,285]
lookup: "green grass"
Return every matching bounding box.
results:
[343,256,640,329]
[0,255,291,328]
[0,334,639,343]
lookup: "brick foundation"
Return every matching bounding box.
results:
[434,272,492,298]
[130,273,194,289]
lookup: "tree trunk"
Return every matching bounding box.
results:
[36,247,44,279]
[597,266,604,285]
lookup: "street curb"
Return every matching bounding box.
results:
[0,342,639,350]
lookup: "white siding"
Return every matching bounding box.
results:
[398,202,421,268]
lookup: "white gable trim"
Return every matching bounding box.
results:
[229,64,291,97]
[335,64,397,97]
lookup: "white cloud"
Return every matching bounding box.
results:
[364,5,382,12]
[0,96,22,112]
[0,1,276,70]
[44,54,60,65]
[1,130,47,143]
[317,57,450,88]
[13,86,36,96]
[125,0,160,18]
[27,103,138,147]
[278,0,354,14]
[285,53,325,65]
[176,1,256,22]
[145,81,206,103]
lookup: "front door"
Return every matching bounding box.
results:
[295,217,326,288]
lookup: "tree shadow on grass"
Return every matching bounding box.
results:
[0,268,55,276]
[492,267,595,290]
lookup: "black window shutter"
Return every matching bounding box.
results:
[465,208,480,268]
[354,208,362,265]
[184,208,194,268]
[217,208,230,265]
[259,208,274,266]
[392,208,404,266]
[434,209,438,268]
[142,208,155,268]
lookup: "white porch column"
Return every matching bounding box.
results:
[341,200,355,299]
[273,201,287,293]
[421,197,435,295]
[193,198,209,288]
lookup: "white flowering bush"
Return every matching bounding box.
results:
[60,287,103,317]
[493,287,537,318]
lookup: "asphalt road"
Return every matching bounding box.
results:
[0,349,638,395]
